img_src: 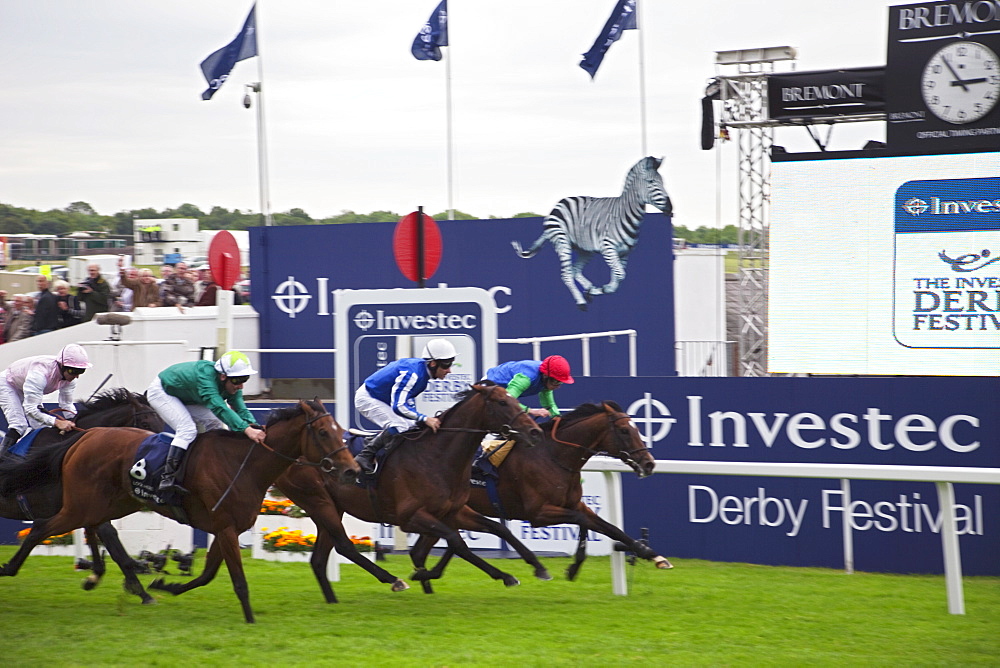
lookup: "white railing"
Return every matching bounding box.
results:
[499,329,638,377]
[581,457,1000,614]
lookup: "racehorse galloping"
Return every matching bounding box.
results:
[274,382,543,598]
[0,388,165,599]
[428,401,672,581]
[0,399,358,623]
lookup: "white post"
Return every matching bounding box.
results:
[840,478,854,574]
[73,527,86,561]
[604,470,628,595]
[581,337,591,377]
[445,47,454,220]
[254,21,273,226]
[216,289,235,355]
[629,332,637,376]
[936,481,965,615]
[635,0,648,156]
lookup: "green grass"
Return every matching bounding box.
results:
[1,547,997,667]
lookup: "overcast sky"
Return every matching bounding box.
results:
[0,1,897,225]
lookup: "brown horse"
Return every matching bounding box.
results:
[0,399,358,623]
[426,401,672,581]
[0,388,165,596]
[274,382,543,599]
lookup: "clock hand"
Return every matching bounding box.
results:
[941,56,970,92]
[950,77,988,86]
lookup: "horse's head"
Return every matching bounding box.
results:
[472,383,542,447]
[600,401,655,479]
[294,399,359,484]
[74,388,165,432]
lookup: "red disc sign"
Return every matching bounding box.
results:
[393,212,442,282]
[208,230,241,290]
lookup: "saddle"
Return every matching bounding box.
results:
[7,428,45,458]
[471,438,516,480]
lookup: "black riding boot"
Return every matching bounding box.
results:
[159,445,188,495]
[355,428,397,474]
[0,428,21,457]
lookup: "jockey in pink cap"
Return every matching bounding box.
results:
[0,343,92,455]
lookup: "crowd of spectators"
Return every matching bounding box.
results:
[0,259,245,343]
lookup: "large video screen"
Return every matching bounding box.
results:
[769,151,999,376]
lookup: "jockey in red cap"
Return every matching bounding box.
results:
[485,355,574,418]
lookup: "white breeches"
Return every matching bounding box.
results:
[0,377,31,434]
[147,377,226,450]
[354,385,413,432]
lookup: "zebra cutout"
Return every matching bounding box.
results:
[512,156,672,310]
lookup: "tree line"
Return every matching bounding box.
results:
[0,201,737,245]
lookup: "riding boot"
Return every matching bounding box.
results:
[158,445,189,495]
[0,429,21,458]
[355,428,397,474]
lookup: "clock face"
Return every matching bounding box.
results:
[921,41,1000,124]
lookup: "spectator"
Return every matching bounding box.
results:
[5,295,34,343]
[0,290,8,343]
[112,268,136,312]
[195,275,243,307]
[118,258,161,308]
[161,261,195,307]
[159,264,173,284]
[192,265,211,303]
[31,275,59,336]
[54,280,84,328]
[77,263,111,321]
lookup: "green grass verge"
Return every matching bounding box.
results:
[1,547,996,667]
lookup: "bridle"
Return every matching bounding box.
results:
[422,387,527,441]
[258,407,349,474]
[549,410,650,474]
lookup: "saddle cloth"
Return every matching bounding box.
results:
[128,432,183,505]
[8,428,45,457]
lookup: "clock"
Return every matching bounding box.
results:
[921,40,1000,124]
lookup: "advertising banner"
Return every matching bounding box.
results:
[767,67,885,120]
[553,375,999,575]
[770,150,999,375]
[250,214,675,382]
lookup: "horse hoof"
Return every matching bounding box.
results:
[654,556,674,569]
[391,579,410,592]
[502,575,520,587]
[82,579,99,591]
[535,568,552,581]
[141,596,157,605]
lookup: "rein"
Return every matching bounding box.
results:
[549,412,650,468]
[212,407,346,512]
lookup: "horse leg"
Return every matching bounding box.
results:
[81,526,107,590]
[567,531,588,581]
[309,530,339,604]
[0,513,91,577]
[406,510,520,589]
[215,527,255,623]
[536,503,673,576]
[408,533,440,594]
[449,506,551,581]
[94,522,156,604]
[150,533,226,596]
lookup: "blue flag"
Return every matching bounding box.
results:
[200,4,258,100]
[412,0,448,61]
[580,0,637,79]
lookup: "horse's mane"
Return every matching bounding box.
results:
[539,400,624,434]
[443,381,496,419]
[76,387,143,418]
[264,399,326,428]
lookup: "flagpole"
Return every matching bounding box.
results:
[445,48,454,221]
[636,0,648,157]
[253,51,273,227]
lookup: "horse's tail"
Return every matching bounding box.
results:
[0,434,79,496]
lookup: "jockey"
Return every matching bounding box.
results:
[485,355,574,418]
[0,343,92,456]
[146,350,266,495]
[353,338,456,473]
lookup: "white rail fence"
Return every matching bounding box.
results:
[581,458,1000,615]
[499,329,638,377]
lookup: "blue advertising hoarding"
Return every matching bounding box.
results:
[555,375,999,575]
[250,214,675,381]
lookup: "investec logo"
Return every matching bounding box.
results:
[353,309,477,332]
[631,395,980,453]
[903,196,1000,216]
